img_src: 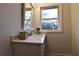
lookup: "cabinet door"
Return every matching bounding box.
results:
[12,43,41,56]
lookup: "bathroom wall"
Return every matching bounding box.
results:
[33,3,72,54]
[71,3,79,55]
[0,3,72,55]
[25,3,32,8]
[0,3,21,55]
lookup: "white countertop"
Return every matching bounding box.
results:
[12,34,46,44]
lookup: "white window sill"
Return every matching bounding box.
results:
[40,30,63,33]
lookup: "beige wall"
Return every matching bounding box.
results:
[25,3,32,8]
[71,4,79,55]
[0,3,72,55]
[0,3,21,55]
[33,3,72,54]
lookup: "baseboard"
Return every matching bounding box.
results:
[47,53,72,56]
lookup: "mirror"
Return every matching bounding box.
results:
[21,3,34,30]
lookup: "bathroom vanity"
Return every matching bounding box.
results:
[11,34,46,56]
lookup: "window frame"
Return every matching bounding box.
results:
[40,4,63,32]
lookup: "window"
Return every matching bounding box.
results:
[24,8,32,30]
[40,5,62,32]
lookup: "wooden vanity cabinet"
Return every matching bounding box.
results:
[11,34,46,56]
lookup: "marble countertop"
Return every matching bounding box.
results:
[11,34,46,44]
